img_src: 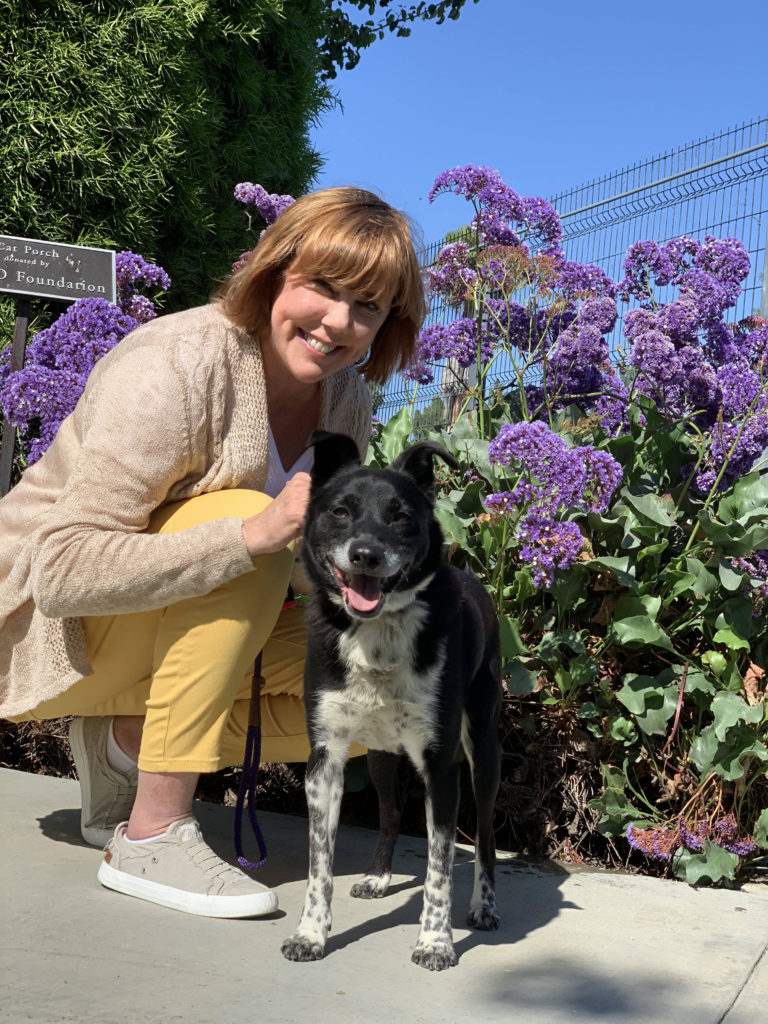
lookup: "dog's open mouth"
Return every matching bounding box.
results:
[330,563,399,616]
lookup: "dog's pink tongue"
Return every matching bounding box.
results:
[344,574,383,614]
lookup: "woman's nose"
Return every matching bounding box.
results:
[322,298,353,332]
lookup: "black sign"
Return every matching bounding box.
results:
[0,235,116,304]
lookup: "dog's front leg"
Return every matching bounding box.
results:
[282,746,345,962]
[412,759,460,971]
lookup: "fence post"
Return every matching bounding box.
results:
[0,297,31,496]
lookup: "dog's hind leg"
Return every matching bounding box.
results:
[350,749,402,899]
[281,746,346,962]
[411,757,460,971]
[462,699,502,931]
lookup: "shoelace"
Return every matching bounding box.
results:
[184,833,253,887]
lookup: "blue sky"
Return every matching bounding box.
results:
[312,0,767,249]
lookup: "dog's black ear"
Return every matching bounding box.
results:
[307,431,361,488]
[391,442,458,496]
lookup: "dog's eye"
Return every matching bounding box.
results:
[331,506,349,519]
[392,511,411,524]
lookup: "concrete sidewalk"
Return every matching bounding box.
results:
[2,767,767,1024]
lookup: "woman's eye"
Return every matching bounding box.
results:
[313,278,335,295]
[331,506,349,519]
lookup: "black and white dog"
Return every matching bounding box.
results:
[281,432,502,971]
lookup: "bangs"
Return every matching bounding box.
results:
[288,217,412,311]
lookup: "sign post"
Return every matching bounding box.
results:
[0,235,115,495]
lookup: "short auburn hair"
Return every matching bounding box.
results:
[216,187,426,385]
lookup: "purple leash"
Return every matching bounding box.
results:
[233,592,297,870]
[234,652,267,870]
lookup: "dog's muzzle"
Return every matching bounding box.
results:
[329,542,402,617]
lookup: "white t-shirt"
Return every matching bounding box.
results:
[263,426,314,499]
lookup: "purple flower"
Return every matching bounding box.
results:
[556,260,618,300]
[428,165,503,203]
[578,296,618,335]
[234,182,295,224]
[402,356,434,385]
[426,242,476,304]
[694,413,768,493]
[501,302,549,353]
[27,299,138,377]
[655,299,701,348]
[577,448,623,513]
[547,323,610,401]
[489,421,586,511]
[483,491,518,517]
[115,251,170,299]
[626,823,681,861]
[517,509,583,587]
[594,375,631,437]
[430,165,562,254]
[717,361,764,418]
[414,317,494,371]
[0,363,87,461]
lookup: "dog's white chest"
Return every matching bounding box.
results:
[315,606,444,768]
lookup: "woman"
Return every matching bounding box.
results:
[0,187,425,919]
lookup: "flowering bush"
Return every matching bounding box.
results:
[0,252,169,469]
[369,164,768,885]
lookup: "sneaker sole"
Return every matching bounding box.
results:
[97,859,279,918]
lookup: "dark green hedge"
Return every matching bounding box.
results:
[0,0,328,323]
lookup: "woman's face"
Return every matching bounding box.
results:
[265,271,391,387]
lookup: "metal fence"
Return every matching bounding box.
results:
[376,115,768,427]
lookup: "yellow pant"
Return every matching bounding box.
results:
[16,490,317,771]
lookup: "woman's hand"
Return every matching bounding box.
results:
[242,473,312,557]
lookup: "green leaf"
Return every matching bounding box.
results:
[664,571,699,600]
[609,716,638,744]
[589,772,645,836]
[622,490,676,527]
[586,556,638,592]
[685,557,720,597]
[452,479,487,516]
[610,615,674,651]
[701,651,727,678]
[616,675,679,736]
[674,842,739,886]
[505,662,538,696]
[711,692,764,741]
[713,628,750,651]
[715,597,754,641]
[716,472,768,524]
[753,809,768,850]
[379,407,414,463]
[433,503,469,547]
[499,615,528,660]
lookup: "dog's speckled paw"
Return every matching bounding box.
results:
[466,903,500,930]
[350,873,390,899]
[281,935,325,962]
[411,942,458,971]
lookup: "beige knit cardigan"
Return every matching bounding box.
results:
[0,303,371,717]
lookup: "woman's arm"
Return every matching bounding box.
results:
[29,344,255,619]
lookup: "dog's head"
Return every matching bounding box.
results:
[302,431,457,620]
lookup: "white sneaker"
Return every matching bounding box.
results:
[97,817,278,918]
[69,717,138,847]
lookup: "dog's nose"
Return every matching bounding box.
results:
[348,543,385,574]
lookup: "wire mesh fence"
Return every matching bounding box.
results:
[376,116,768,428]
